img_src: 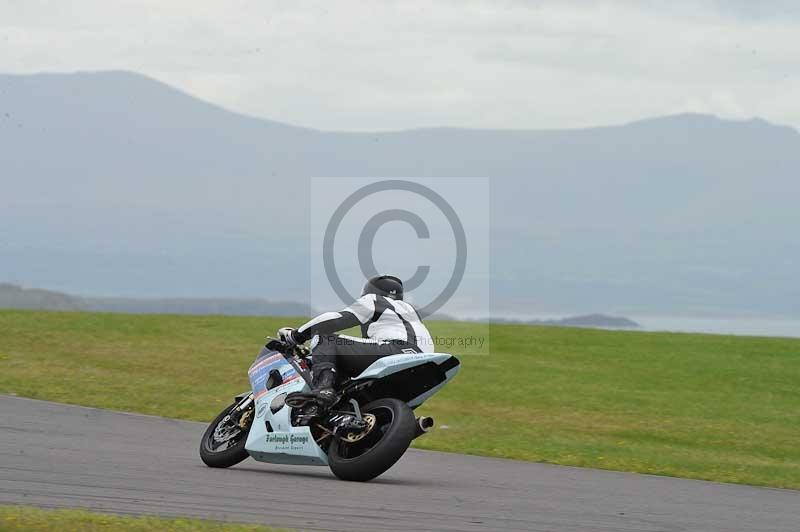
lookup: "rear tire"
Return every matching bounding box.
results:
[328,398,416,482]
[199,402,251,468]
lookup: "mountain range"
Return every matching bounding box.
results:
[0,283,639,331]
[2,71,799,317]
[0,283,312,317]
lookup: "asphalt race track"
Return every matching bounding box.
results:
[1,396,799,532]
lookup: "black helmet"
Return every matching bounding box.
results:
[362,275,404,300]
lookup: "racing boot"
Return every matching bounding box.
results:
[309,367,338,409]
[286,367,338,422]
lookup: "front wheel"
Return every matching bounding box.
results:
[328,398,416,482]
[199,401,252,468]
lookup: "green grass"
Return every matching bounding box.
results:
[0,505,291,531]
[1,309,799,489]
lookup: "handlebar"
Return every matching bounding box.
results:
[265,337,311,358]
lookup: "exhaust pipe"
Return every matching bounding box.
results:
[414,416,434,439]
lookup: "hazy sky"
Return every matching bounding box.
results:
[2,0,799,131]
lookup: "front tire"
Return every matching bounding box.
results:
[328,398,416,482]
[199,402,252,468]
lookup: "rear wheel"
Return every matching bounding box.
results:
[327,398,416,482]
[199,402,252,468]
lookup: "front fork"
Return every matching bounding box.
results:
[225,393,255,430]
[234,393,254,413]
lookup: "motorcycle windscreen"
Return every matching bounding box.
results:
[247,348,300,400]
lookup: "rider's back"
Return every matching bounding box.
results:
[357,294,434,352]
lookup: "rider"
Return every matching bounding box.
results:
[278,275,433,409]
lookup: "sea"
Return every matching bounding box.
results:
[632,315,800,339]
[478,313,800,339]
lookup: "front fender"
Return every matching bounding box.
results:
[233,390,251,402]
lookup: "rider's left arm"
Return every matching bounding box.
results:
[293,295,376,343]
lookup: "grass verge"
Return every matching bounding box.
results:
[1,310,799,488]
[0,505,291,531]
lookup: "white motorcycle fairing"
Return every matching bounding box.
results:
[244,351,328,466]
[244,350,459,466]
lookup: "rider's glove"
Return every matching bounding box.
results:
[277,327,298,346]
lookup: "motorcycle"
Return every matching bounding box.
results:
[199,338,460,481]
